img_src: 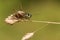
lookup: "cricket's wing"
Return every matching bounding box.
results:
[5,15,18,24]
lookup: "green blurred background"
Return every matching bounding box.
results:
[0,0,60,40]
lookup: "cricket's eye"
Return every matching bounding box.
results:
[29,14,32,17]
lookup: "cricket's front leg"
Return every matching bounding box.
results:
[23,18,30,22]
[17,19,24,22]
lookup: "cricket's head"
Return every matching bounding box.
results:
[24,13,32,19]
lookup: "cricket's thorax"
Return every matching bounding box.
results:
[14,13,24,19]
[13,11,25,19]
[17,11,25,16]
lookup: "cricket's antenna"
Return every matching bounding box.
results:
[20,0,24,11]
[33,24,48,33]
[20,0,30,13]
